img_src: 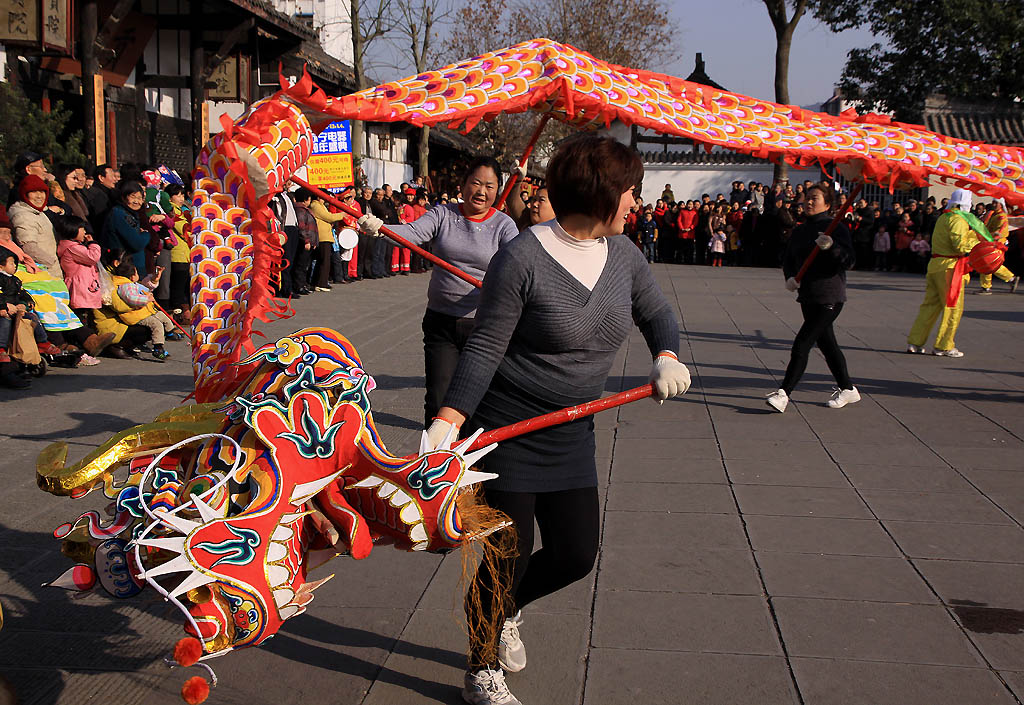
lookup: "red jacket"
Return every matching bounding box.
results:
[676,209,698,239]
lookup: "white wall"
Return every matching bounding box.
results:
[640,164,819,204]
[362,157,413,189]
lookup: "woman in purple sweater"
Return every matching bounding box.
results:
[426,137,692,705]
[358,157,519,425]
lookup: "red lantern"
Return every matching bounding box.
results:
[969,241,1005,274]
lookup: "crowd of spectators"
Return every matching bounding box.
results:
[625,179,1020,277]
[1,152,193,389]
[3,151,1019,394]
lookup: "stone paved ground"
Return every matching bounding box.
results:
[1,264,1022,705]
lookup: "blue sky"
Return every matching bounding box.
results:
[661,0,880,106]
[368,0,882,107]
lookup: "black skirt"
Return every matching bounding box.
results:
[468,371,597,493]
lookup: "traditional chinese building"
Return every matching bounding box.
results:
[0,0,356,174]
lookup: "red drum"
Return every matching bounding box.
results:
[968,241,1005,274]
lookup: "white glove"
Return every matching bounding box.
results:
[423,417,458,452]
[815,234,833,250]
[785,277,799,292]
[648,353,691,403]
[357,214,383,235]
[513,160,528,179]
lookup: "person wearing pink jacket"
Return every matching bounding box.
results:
[55,215,114,358]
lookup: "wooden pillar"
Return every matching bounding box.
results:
[81,0,102,164]
[190,1,205,163]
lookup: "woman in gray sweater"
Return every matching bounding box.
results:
[359,157,519,426]
[426,137,692,705]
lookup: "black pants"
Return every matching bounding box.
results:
[169,262,190,310]
[312,242,332,288]
[468,486,600,668]
[357,233,375,278]
[293,245,312,291]
[421,308,475,426]
[781,302,853,394]
[371,237,388,278]
[279,225,300,296]
[680,238,695,264]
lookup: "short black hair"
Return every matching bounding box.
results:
[93,163,114,179]
[461,156,503,193]
[118,180,145,202]
[292,187,313,203]
[53,215,91,241]
[113,260,137,278]
[546,136,643,223]
[0,247,18,266]
[164,183,185,198]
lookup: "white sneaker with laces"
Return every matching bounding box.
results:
[906,344,926,354]
[78,354,102,366]
[463,668,522,705]
[765,389,788,413]
[498,611,526,673]
[827,387,861,408]
[933,348,964,358]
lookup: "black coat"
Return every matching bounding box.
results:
[0,269,33,311]
[783,212,855,305]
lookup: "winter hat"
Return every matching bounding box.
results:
[0,246,19,266]
[947,189,972,210]
[13,151,44,175]
[18,174,50,211]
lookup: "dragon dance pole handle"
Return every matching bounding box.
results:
[289,176,484,289]
[494,114,551,211]
[795,182,864,284]
[465,384,656,452]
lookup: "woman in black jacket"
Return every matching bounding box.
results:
[766,182,859,412]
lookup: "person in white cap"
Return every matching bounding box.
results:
[977,198,1018,294]
[906,188,979,357]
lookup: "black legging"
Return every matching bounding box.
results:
[421,308,475,426]
[780,302,852,394]
[468,486,600,668]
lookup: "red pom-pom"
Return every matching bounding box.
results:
[173,637,203,667]
[181,676,210,705]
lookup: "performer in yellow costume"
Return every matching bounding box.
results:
[977,199,1019,294]
[907,189,979,358]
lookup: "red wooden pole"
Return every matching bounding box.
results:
[154,301,190,338]
[465,384,656,452]
[795,182,864,283]
[289,176,483,289]
[494,114,551,210]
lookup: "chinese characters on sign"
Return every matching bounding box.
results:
[306,121,353,190]
[0,0,39,43]
[209,56,239,101]
[42,0,70,53]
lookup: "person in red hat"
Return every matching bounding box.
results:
[8,175,63,278]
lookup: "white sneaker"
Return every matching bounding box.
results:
[463,668,522,705]
[498,611,526,673]
[906,344,926,354]
[765,389,788,413]
[827,387,861,408]
[977,288,993,295]
[933,348,964,358]
[78,354,101,366]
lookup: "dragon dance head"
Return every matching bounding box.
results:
[37,327,508,699]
